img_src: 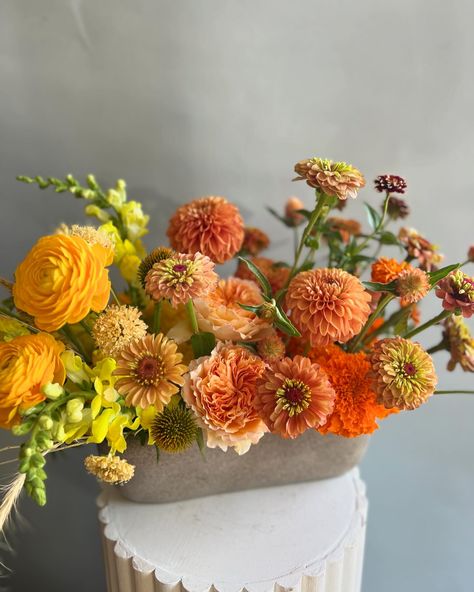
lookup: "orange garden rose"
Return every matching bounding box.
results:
[0,333,65,428]
[13,235,113,331]
[183,344,267,454]
[194,277,272,341]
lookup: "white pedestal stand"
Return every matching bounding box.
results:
[98,468,367,592]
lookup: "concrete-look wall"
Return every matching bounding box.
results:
[0,2,473,590]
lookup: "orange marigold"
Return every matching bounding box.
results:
[167,196,244,264]
[0,333,65,428]
[13,234,113,331]
[285,268,371,346]
[308,343,396,437]
[235,257,290,294]
[371,257,412,285]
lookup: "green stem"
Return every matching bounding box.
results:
[426,341,447,355]
[287,191,330,283]
[361,304,412,345]
[79,319,93,336]
[403,310,451,340]
[110,286,121,306]
[348,294,394,352]
[0,307,40,333]
[61,325,88,360]
[152,300,162,334]
[435,390,474,395]
[186,300,199,334]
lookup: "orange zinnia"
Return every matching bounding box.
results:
[285,268,371,346]
[309,343,396,437]
[167,196,244,263]
[371,257,411,285]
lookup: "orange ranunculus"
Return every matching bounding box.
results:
[13,235,113,331]
[0,333,66,428]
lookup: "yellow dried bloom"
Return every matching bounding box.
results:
[58,224,114,251]
[84,454,135,484]
[93,305,148,357]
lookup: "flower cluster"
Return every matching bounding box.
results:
[0,159,471,511]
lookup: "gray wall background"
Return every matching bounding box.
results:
[1,1,473,590]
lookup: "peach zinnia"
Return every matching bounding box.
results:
[167,196,244,263]
[294,158,365,200]
[285,268,371,346]
[194,277,272,341]
[182,344,267,454]
[255,356,335,439]
[145,252,218,307]
[114,333,188,410]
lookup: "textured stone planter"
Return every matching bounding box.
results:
[112,431,369,503]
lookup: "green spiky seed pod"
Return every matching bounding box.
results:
[151,405,198,453]
[138,247,175,289]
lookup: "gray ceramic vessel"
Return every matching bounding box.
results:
[111,431,369,503]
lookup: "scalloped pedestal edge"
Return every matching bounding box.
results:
[98,470,368,592]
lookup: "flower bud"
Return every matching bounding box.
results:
[66,398,84,423]
[41,382,64,400]
[85,204,111,223]
[38,415,54,431]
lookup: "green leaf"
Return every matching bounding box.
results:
[378,231,401,246]
[364,203,382,231]
[266,207,292,227]
[428,263,461,287]
[363,280,398,293]
[190,332,216,358]
[237,256,272,298]
[196,428,206,460]
[274,306,301,337]
[238,303,262,314]
[394,307,411,336]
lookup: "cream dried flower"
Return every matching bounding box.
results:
[93,305,148,357]
[84,454,135,484]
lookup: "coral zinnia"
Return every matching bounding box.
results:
[13,234,112,331]
[194,277,272,341]
[92,305,148,358]
[398,227,443,271]
[285,268,371,346]
[182,344,267,454]
[255,356,335,439]
[371,257,412,284]
[167,196,244,263]
[114,333,188,409]
[0,333,65,428]
[235,257,290,294]
[326,217,362,244]
[435,270,474,318]
[145,252,218,307]
[241,227,270,256]
[370,337,437,410]
[443,316,474,372]
[396,268,430,306]
[309,344,395,438]
[294,158,365,200]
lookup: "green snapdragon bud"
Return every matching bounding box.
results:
[41,382,64,400]
[38,415,54,431]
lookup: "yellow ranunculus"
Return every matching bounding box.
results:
[0,333,65,429]
[13,234,113,331]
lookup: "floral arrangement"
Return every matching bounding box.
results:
[0,159,473,523]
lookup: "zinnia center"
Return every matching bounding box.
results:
[403,362,417,376]
[276,379,311,416]
[172,264,188,273]
[136,356,164,384]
